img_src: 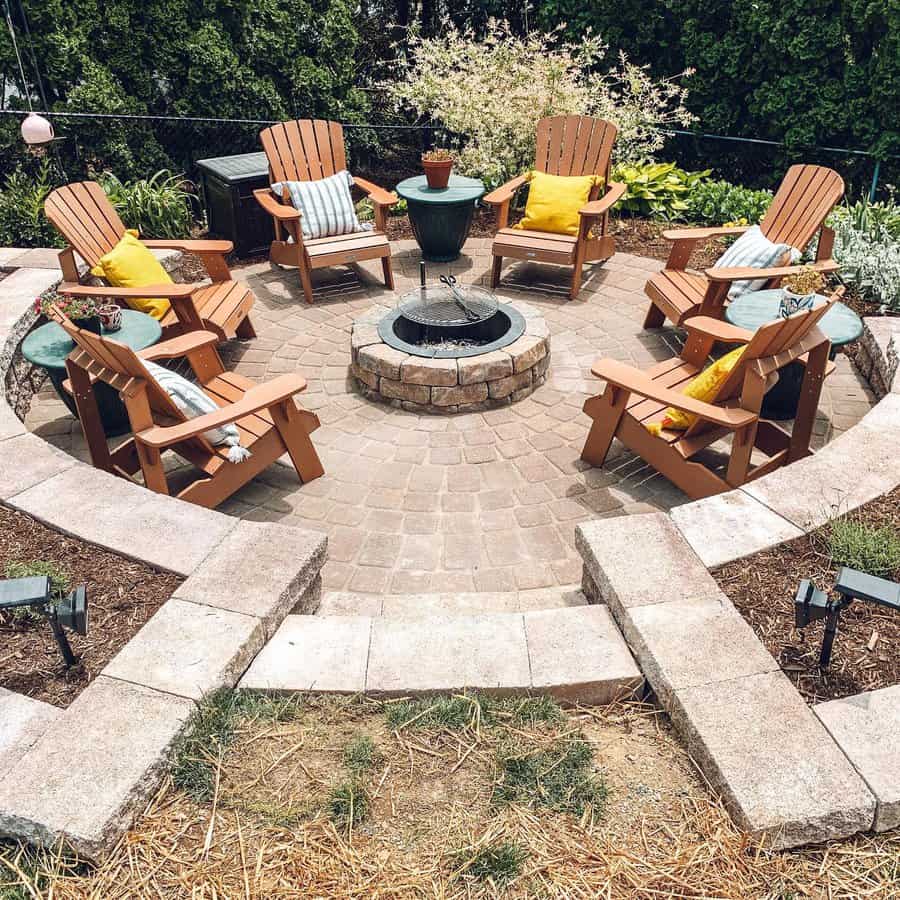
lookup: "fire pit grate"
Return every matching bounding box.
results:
[398,282,499,328]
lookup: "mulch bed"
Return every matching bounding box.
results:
[0,505,183,708]
[715,486,900,704]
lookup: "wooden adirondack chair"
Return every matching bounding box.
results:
[643,164,844,329]
[485,116,626,300]
[52,309,324,509]
[580,294,839,499]
[254,119,396,304]
[45,181,257,341]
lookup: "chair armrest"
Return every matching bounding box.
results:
[579,182,626,218]
[142,239,233,255]
[483,175,529,206]
[253,187,301,221]
[353,177,398,207]
[57,281,196,299]
[705,259,839,283]
[682,316,754,345]
[662,225,750,242]
[138,330,220,361]
[590,359,758,428]
[136,374,309,448]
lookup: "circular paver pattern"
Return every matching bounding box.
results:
[26,238,877,600]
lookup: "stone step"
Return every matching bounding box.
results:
[0,688,61,780]
[317,586,587,617]
[239,604,641,704]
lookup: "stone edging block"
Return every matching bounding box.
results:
[0,688,60,780]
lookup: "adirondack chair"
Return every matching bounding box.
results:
[484,116,626,300]
[580,294,839,499]
[45,181,257,341]
[51,308,324,509]
[254,119,396,304]
[643,164,844,328]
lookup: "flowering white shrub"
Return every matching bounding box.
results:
[830,199,900,311]
[390,21,695,189]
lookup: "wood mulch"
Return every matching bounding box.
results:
[715,487,900,704]
[0,505,183,708]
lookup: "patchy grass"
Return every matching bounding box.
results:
[328,781,370,829]
[384,693,565,732]
[0,560,68,625]
[450,840,528,885]
[829,517,900,577]
[342,733,381,774]
[493,736,607,816]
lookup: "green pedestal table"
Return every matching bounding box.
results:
[22,310,162,437]
[725,289,863,420]
[396,174,485,262]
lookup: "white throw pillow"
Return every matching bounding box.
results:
[271,170,371,241]
[144,361,251,463]
[713,225,800,299]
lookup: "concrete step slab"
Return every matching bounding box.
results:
[318,586,587,618]
[0,688,60,780]
[815,684,900,832]
[670,671,875,849]
[0,676,193,861]
[239,606,640,703]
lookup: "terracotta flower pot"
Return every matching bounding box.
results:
[423,158,453,189]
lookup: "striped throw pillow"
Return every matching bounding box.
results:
[144,361,250,463]
[713,225,800,299]
[271,170,370,241]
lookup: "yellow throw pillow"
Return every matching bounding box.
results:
[513,171,598,236]
[646,345,746,435]
[90,230,172,320]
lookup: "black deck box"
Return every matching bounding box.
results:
[196,152,273,258]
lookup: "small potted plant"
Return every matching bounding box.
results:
[779,266,827,317]
[34,290,102,333]
[422,148,455,189]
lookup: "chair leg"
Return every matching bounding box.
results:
[65,359,113,472]
[235,315,257,339]
[491,255,502,289]
[298,262,314,305]
[581,387,626,466]
[569,259,584,300]
[643,301,666,329]
[381,255,395,290]
[270,400,325,483]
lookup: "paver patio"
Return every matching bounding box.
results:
[26,238,876,601]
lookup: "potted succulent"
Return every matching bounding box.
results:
[422,148,455,189]
[779,266,827,317]
[34,291,102,333]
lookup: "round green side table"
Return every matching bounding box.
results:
[396,174,485,262]
[725,289,862,420]
[22,310,162,436]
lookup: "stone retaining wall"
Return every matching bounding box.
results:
[350,301,550,413]
[576,318,900,849]
[0,254,329,861]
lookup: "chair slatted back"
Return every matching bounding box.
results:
[681,297,836,439]
[533,116,617,181]
[761,164,844,251]
[53,309,187,425]
[259,119,348,184]
[45,182,126,267]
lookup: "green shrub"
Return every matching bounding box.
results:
[0,160,63,249]
[97,169,194,239]
[829,519,900,578]
[684,179,774,226]
[612,162,709,219]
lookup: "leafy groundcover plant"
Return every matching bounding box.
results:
[390,20,694,189]
[98,169,195,239]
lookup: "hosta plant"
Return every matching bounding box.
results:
[612,162,709,219]
[684,179,774,226]
[390,20,694,189]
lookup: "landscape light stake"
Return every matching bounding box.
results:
[0,576,89,667]
[794,567,900,668]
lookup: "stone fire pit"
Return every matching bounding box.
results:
[350,300,549,413]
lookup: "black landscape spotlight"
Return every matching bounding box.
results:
[0,575,88,667]
[794,566,900,668]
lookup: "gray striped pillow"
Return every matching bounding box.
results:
[713,225,800,299]
[271,170,369,241]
